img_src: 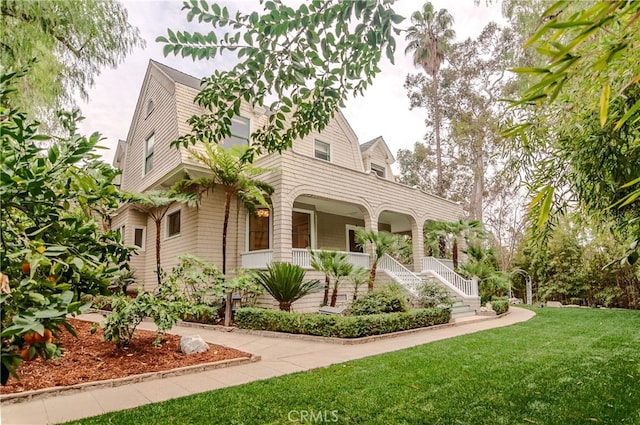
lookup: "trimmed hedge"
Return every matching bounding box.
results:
[235,307,451,338]
[491,299,509,315]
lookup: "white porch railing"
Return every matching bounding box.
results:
[241,250,273,269]
[421,257,479,298]
[378,254,423,296]
[292,248,370,270]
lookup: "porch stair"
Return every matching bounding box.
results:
[450,301,476,319]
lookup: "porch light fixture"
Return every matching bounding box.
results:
[256,208,270,218]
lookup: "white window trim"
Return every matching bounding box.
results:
[345,224,364,252]
[245,208,272,252]
[371,163,386,178]
[292,208,315,249]
[165,210,181,240]
[143,133,155,176]
[314,139,331,162]
[224,115,251,148]
[117,225,126,243]
[133,227,146,251]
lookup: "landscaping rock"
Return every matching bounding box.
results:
[180,335,209,354]
[546,301,563,308]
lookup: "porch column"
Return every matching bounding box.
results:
[412,219,425,273]
[271,191,292,263]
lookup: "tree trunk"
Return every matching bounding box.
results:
[223,190,233,326]
[279,301,292,312]
[432,70,443,197]
[155,218,162,288]
[438,235,446,259]
[330,283,338,307]
[368,264,377,292]
[472,149,484,222]
[452,238,459,269]
[322,275,330,305]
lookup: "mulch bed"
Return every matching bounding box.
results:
[0,318,251,394]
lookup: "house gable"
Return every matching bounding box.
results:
[120,61,182,192]
[360,136,395,181]
[291,109,365,171]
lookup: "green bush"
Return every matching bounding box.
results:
[490,299,509,315]
[235,307,451,338]
[350,284,408,315]
[418,279,454,308]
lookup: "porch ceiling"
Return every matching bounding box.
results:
[295,195,364,218]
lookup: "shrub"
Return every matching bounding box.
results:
[418,279,454,308]
[235,307,451,338]
[350,283,408,316]
[490,299,509,315]
[255,263,322,311]
[98,277,199,348]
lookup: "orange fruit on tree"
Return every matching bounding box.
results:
[21,263,30,275]
[47,276,56,282]
[43,329,53,343]
[24,333,35,345]
[20,347,30,361]
[33,332,44,344]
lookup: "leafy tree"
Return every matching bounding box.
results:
[405,23,516,222]
[159,0,403,162]
[0,0,144,117]
[254,263,322,312]
[0,69,131,384]
[176,143,273,325]
[355,229,396,292]
[123,190,197,288]
[504,1,640,262]
[404,1,455,196]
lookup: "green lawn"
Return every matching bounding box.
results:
[67,307,640,425]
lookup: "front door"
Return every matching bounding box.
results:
[292,211,312,248]
[346,225,364,253]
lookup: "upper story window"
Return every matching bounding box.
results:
[223,116,250,148]
[371,163,386,178]
[144,134,154,174]
[167,210,181,237]
[314,140,331,162]
[117,225,125,243]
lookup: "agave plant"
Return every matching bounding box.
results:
[254,263,322,312]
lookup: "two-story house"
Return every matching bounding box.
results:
[111,60,479,312]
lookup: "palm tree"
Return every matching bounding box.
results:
[350,266,369,301]
[177,143,274,325]
[405,2,455,197]
[355,229,396,292]
[423,219,448,259]
[255,263,322,312]
[309,249,336,305]
[124,190,196,288]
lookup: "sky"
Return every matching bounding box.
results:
[77,0,505,166]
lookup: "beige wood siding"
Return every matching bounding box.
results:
[121,67,181,192]
[292,112,364,171]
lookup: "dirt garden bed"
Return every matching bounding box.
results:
[0,318,251,395]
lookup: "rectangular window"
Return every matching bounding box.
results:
[134,227,145,250]
[292,211,311,249]
[167,210,181,237]
[144,134,154,174]
[371,163,386,178]
[314,140,331,161]
[248,209,270,251]
[223,116,250,148]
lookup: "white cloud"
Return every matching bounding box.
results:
[76,0,504,166]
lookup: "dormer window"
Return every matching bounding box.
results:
[314,140,331,162]
[371,163,386,178]
[223,116,250,148]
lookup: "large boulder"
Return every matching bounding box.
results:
[180,335,209,355]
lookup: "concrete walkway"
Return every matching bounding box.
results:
[1,307,535,425]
